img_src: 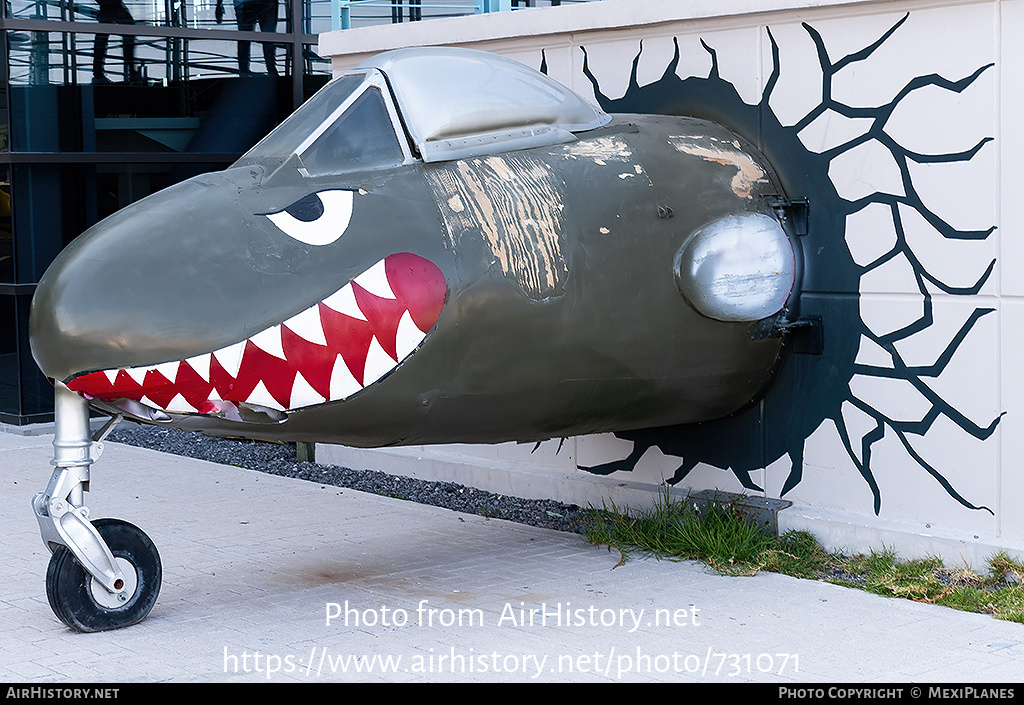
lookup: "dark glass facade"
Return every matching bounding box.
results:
[0,0,333,423]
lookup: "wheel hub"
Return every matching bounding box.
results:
[89,557,138,609]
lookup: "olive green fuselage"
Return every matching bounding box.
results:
[30,115,796,447]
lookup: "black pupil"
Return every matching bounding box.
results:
[285,193,325,222]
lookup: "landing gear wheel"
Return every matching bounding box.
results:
[45,518,162,632]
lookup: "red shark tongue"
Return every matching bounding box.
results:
[68,253,447,412]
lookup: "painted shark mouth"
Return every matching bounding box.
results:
[66,253,447,419]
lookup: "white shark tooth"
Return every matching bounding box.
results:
[245,380,285,411]
[212,340,246,378]
[154,361,180,382]
[395,310,426,361]
[289,372,325,408]
[124,367,149,385]
[248,326,287,360]
[283,305,328,346]
[322,282,367,321]
[185,353,212,382]
[164,393,198,414]
[329,354,361,400]
[354,259,396,300]
[103,369,118,385]
[363,336,396,387]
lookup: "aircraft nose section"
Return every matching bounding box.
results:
[30,174,259,383]
[31,171,450,419]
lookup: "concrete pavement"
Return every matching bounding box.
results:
[2,430,1023,683]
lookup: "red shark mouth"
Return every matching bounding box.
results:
[67,253,446,418]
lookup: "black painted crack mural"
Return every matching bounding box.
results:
[571,14,999,516]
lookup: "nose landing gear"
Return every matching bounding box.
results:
[33,382,162,632]
[46,518,162,632]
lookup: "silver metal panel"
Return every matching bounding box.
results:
[357,47,611,162]
[675,213,796,322]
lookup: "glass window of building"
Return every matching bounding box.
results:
[0,0,332,423]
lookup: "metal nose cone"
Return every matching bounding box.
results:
[30,173,259,383]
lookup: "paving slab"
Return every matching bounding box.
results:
[2,432,1023,683]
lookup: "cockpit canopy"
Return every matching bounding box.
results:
[237,47,611,174]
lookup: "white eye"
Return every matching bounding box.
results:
[265,189,354,246]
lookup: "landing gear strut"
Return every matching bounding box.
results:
[33,382,162,632]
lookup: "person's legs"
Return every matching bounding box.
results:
[234,2,257,75]
[93,33,109,80]
[254,0,278,76]
[94,0,136,82]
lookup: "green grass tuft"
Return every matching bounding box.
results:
[584,489,1024,624]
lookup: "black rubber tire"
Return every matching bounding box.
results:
[45,518,162,632]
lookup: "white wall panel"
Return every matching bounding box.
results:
[320,0,1023,564]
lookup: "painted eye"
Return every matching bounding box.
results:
[264,189,354,246]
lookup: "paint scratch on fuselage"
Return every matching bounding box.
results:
[426,154,568,300]
[559,134,634,165]
[668,135,767,199]
[558,135,650,189]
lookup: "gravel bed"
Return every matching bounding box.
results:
[107,425,592,533]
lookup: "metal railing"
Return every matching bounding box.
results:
[6,0,595,36]
[2,0,597,83]
[332,0,589,31]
